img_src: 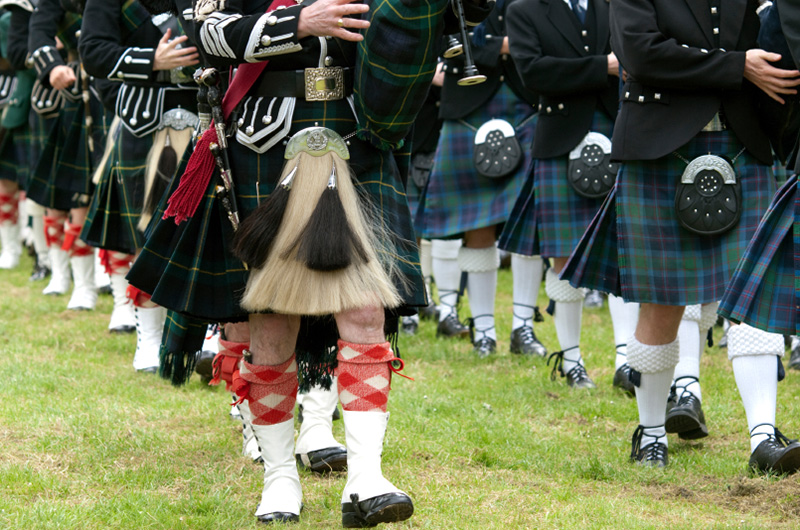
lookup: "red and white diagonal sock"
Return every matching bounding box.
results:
[43,215,66,248]
[210,338,248,391]
[0,192,19,225]
[335,340,398,412]
[239,356,298,425]
[62,222,92,257]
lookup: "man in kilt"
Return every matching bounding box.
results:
[563,0,800,471]
[415,0,548,358]
[500,0,640,390]
[78,0,200,366]
[26,0,113,310]
[128,0,492,525]
[719,0,800,473]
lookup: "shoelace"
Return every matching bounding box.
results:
[630,425,667,462]
[468,314,495,343]
[750,424,798,447]
[516,326,536,345]
[566,363,592,384]
[547,346,580,381]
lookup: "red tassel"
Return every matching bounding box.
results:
[126,285,152,307]
[231,371,250,406]
[163,127,218,224]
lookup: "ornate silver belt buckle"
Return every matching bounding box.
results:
[161,108,200,131]
[304,67,344,101]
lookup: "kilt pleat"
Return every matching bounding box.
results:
[27,93,108,211]
[0,124,33,188]
[563,130,776,305]
[415,84,535,239]
[719,176,797,335]
[497,162,539,255]
[82,124,152,254]
[128,98,426,322]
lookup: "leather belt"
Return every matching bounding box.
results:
[252,67,353,101]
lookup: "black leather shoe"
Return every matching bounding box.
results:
[565,364,596,389]
[29,263,51,282]
[473,337,497,358]
[436,313,469,339]
[790,343,800,371]
[296,446,347,473]
[342,493,414,528]
[510,326,547,357]
[613,364,635,396]
[257,512,300,525]
[137,367,158,374]
[665,387,708,440]
[400,317,418,336]
[194,350,216,384]
[749,429,800,475]
[630,425,668,467]
[548,348,596,389]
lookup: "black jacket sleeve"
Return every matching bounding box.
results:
[7,7,31,71]
[80,0,157,82]
[27,0,66,83]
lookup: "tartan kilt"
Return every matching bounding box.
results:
[128,97,426,323]
[500,110,614,257]
[0,123,34,188]
[82,124,153,254]
[27,93,108,211]
[719,176,797,335]
[562,130,776,306]
[415,83,535,239]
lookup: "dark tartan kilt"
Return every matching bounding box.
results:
[27,93,108,211]
[562,130,776,306]
[128,97,426,323]
[719,176,797,335]
[500,110,614,257]
[82,124,153,254]
[0,124,34,188]
[415,83,535,239]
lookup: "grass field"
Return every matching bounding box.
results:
[2,253,800,530]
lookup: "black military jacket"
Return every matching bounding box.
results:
[507,0,617,158]
[610,0,771,165]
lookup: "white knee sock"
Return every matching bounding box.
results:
[459,247,499,342]
[628,336,680,448]
[729,324,783,453]
[608,294,639,369]
[674,306,702,402]
[431,239,462,322]
[511,253,543,331]
[545,269,584,373]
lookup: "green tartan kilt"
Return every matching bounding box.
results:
[82,123,152,254]
[27,93,108,211]
[129,97,426,323]
[0,123,34,188]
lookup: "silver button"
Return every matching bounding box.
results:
[324,56,334,66]
[499,75,504,82]
[711,7,717,14]
[246,126,254,136]
[546,106,552,113]
[654,93,661,100]
[624,91,630,98]
[498,15,503,21]
[262,115,273,125]
[581,30,587,37]
[261,35,271,46]
[584,45,589,51]
[130,118,138,126]
[267,15,278,25]
[117,71,125,78]
[558,103,564,110]
[143,111,151,119]
[713,27,719,35]
[124,56,132,64]
[638,96,644,102]
[700,48,708,54]
[502,54,508,61]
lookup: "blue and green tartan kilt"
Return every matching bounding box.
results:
[500,111,614,258]
[0,124,34,188]
[719,176,797,335]
[562,130,776,306]
[27,94,108,211]
[128,97,426,323]
[82,123,152,254]
[415,83,535,239]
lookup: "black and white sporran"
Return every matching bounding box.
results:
[567,132,618,199]
[674,154,742,236]
[473,118,523,179]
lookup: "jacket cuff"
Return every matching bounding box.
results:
[107,47,156,82]
[30,45,64,82]
[245,4,303,62]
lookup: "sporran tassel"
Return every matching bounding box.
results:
[231,165,296,268]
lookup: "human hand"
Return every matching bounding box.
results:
[297,0,370,42]
[432,62,445,87]
[49,64,76,90]
[153,29,200,71]
[607,52,619,76]
[744,48,800,104]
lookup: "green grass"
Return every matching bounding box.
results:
[2,253,800,529]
